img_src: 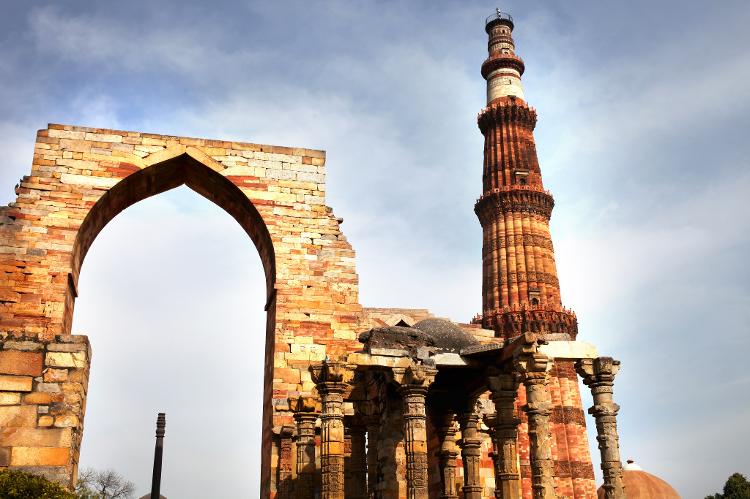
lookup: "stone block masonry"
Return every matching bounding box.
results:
[0,332,90,486]
[0,124,366,496]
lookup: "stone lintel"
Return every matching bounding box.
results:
[538,340,599,360]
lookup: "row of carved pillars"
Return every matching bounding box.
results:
[281,355,625,499]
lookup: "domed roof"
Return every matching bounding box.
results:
[597,460,680,499]
[412,318,479,351]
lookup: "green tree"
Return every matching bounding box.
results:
[705,472,750,499]
[0,469,77,499]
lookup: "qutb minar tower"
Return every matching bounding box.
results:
[475,11,598,497]
[475,10,577,339]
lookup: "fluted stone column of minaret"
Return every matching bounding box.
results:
[486,370,522,499]
[311,360,352,499]
[577,357,626,499]
[515,345,556,499]
[474,11,577,339]
[391,363,437,499]
[458,399,484,499]
[291,396,320,499]
[435,413,459,499]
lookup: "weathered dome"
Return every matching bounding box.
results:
[597,460,680,499]
[412,318,479,351]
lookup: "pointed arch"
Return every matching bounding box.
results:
[69,152,276,305]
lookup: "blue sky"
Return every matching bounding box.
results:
[1,1,749,497]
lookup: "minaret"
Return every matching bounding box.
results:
[475,10,577,340]
[475,13,598,498]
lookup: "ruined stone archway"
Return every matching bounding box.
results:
[69,151,278,495]
[0,125,365,496]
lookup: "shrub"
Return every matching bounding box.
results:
[0,469,77,499]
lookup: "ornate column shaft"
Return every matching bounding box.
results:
[516,348,556,499]
[311,360,352,499]
[435,413,459,499]
[278,426,294,499]
[349,421,369,499]
[487,372,522,499]
[577,357,625,499]
[365,416,380,497]
[291,397,319,499]
[392,363,437,499]
[458,401,483,499]
[276,426,294,499]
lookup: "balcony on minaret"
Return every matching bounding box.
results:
[513,168,530,186]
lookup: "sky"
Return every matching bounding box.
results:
[1,0,749,497]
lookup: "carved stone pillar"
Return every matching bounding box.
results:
[348,420,369,499]
[392,363,437,499]
[311,360,352,499]
[365,414,380,497]
[278,426,295,499]
[291,397,319,499]
[487,371,522,499]
[515,348,555,499]
[457,400,483,499]
[577,357,625,499]
[435,413,459,499]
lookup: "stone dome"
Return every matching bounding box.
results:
[597,460,680,499]
[412,318,479,351]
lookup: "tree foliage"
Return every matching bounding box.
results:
[75,468,135,499]
[705,473,750,499]
[0,469,77,499]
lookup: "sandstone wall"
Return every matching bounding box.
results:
[0,333,90,486]
[0,124,365,495]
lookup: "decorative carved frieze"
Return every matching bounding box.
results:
[477,95,536,130]
[475,189,555,222]
[550,406,586,426]
[482,235,554,254]
[484,308,578,340]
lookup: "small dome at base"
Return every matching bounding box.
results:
[597,460,680,499]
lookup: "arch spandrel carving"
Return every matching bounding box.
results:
[0,124,364,496]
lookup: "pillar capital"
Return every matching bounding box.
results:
[576,356,620,385]
[310,358,354,394]
[390,361,437,392]
[290,395,321,415]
